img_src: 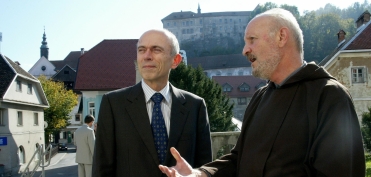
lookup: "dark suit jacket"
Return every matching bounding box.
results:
[92,82,212,177]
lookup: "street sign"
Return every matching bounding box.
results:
[0,137,7,146]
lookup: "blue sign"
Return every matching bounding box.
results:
[0,137,7,146]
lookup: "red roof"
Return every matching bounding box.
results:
[345,22,371,50]
[75,39,138,91]
[212,75,266,97]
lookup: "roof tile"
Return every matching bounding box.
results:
[75,39,138,90]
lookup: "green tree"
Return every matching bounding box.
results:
[39,75,78,144]
[362,107,371,152]
[169,63,236,132]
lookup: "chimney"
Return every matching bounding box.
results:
[356,10,370,28]
[81,48,84,55]
[337,29,346,44]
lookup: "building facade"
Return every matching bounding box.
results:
[319,10,371,121]
[0,54,49,175]
[162,5,252,44]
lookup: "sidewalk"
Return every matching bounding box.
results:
[14,152,68,177]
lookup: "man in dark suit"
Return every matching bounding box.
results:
[92,29,212,177]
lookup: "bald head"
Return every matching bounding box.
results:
[254,8,304,59]
[138,29,179,57]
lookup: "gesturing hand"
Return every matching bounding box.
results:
[158,147,196,177]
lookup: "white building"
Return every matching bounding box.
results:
[0,54,49,175]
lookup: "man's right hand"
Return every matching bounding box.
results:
[158,147,207,177]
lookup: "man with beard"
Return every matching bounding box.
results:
[158,8,365,177]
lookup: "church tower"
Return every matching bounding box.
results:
[40,29,49,59]
[197,3,201,14]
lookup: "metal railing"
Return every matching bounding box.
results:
[20,144,52,177]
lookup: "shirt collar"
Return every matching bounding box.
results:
[141,79,171,103]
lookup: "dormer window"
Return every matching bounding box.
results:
[239,83,250,92]
[223,83,233,92]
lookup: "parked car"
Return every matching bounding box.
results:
[58,143,68,151]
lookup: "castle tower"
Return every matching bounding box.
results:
[40,28,49,59]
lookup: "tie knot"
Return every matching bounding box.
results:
[151,93,163,104]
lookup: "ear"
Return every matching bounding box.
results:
[171,54,182,69]
[278,27,289,48]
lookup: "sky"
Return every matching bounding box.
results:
[0,0,366,71]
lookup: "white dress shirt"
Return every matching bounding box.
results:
[141,80,172,136]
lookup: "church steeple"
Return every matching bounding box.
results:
[197,3,201,14]
[40,27,49,59]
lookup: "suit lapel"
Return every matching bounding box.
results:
[125,82,159,164]
[165,85,189,164]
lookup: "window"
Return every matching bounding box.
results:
[224,19,227,23]
[223,84,232,92]
[19,146,25,164]
[75,114,81,122]
[64,70,69,74]
[219,19,222,23]
[200,19,203,24]
[0,109,4,125]
[351,67,367,83]
[239,83,250,92]
[238,97,247,105]
[34,113,39,126]
[238,71,244,75]
[200,28,203,32]
[216,71,221,76]
[17,111,23,126]
[16,80,22,92]
[27,84,32,94]
[89,102,95,116]
[173,22,176,26]
[167,23,169,27]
